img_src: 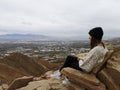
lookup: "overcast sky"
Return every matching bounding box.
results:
[0,0,120,38]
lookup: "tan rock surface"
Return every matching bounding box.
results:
[1,46,120,90]
[17,78,69,90]
[98,48,120,90]
[61,67,106,90]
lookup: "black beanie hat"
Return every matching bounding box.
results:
[89,27,103,41]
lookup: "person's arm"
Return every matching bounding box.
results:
[77,57,84,61]
[79,47,103,72]
[77,53,87,61]
[77,57,81,61]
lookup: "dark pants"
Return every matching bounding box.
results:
[60,55,82,71]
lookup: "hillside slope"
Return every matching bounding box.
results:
[0,53,55,85]
[0,63,24,84]
[16,46,120,90]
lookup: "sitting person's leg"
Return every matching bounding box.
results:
[60,55,80,71]
[70,62,83,71]
[5,76,33,90]
[50,55,80,79]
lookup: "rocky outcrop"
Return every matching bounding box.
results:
[61,50,113,90]
[0,53,55,85]
[62,67,106,90]
[0,70,85,90]
[1,53,47,75]
[17,78,69,90]
[98,47,120,90]
[0,46,120,90]
[0,63,23,84]
[61,47,120,90]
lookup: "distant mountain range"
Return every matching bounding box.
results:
[0,34,87,42]
[0,34,48,38]
[0,34,51,43]
[0,34,120,43]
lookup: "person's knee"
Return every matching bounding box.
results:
[67,55,71,58]
[67,55,77,60]
[67,55,73,59]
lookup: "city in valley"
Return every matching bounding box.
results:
[0,37,119,63]
[0,40,90,63]
[0,37,120,89]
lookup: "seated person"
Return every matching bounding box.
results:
[50,27,108,83]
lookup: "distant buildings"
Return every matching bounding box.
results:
[0,41,90,60]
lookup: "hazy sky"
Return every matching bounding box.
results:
[0,0,120,38]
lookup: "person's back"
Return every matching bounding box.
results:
[79,44,108,72]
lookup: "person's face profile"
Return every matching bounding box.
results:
[89,35,92,41]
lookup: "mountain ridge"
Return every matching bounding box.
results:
[0,34,51,43]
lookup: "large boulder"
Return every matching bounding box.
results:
[0,63,23,84]
[0,53,53,84]
[17,78,69,90]
[98,48,120,90]
[61,68,106,90]
[61,50,114,90]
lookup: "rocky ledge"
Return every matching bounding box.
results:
[0,46,120,90]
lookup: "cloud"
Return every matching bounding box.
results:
[0,0,120,38]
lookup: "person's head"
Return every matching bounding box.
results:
[88,27,104,49]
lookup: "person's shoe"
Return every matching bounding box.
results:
[62,78,70,84]
[50,70,61,79]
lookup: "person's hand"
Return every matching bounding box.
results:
[77,57,81,61]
